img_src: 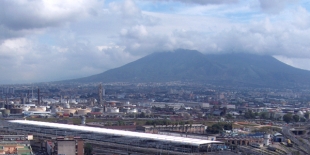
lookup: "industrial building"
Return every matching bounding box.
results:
[137,124,207,134]
[7,120,224,154]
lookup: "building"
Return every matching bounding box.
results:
[200,103,210,108]
[137,124,207,134]
[0,135,33,155]
[46,137,84,155]
[273,133,284,142]
[7,120,224,154]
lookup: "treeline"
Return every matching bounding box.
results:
[206,122,232,134]
[244,110,259,119]
[244,110,309,123]
[283,113,306,123]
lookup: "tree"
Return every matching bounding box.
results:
[293,115,300,122]
[139,112,146,118]
[206,123,232,134]
[226,114,233,119]
[260,112,268,119]
[223,123,232,130]
[222,107,227,115]
[179,121,185,125]
[244,110,256,119]
[84,143,93,155]
[283,113,293,123]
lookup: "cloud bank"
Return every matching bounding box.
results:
[0,0,310,84]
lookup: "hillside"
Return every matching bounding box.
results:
[69,49,310,87]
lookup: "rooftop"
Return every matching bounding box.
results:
[9,120,222,147]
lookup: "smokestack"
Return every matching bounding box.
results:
[27,90,29,103]
[98,83,103,106]
[37,88,40,106]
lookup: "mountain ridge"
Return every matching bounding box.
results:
[67,49,310,87]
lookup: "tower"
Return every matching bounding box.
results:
[31,87,34,99]
[37,88,40,106]
[264,134,270,146]
[27,90,29,103]
[98,84,103,106]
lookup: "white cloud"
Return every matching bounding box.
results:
[109,0,141,18]
[1,0,310,84]
[148,0,239,5]
[258,0,299,14]
[0,0,102,42]
[274,55,310,71]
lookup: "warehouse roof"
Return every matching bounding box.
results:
[9,120,223,147]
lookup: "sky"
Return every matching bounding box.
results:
[1,0,310,84]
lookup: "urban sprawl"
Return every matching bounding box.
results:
[1,82,310,155]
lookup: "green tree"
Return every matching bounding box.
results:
[206,123,232,134]
[244,111,251,119]
[179,121,185,125]
[283,113,293,123]
[244,110,256,119]
[226,114,233,119]
[84,143,93,155]
[139,112,146,118]
[260,112,268,119]
[293,115,300,122]
[223,123,232,130]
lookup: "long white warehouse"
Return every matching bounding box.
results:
[7,120,225,153]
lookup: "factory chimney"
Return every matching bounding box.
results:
[37,88,40,106]
[32,87,34,99]
[98,84,103,106]
[27,90,29,103]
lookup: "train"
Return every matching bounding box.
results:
[250,143,261,148]
[267,146,278,151]
[287,139,293,147]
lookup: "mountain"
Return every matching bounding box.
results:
[70,49,310,87]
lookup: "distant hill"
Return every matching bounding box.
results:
[68,49,310,87]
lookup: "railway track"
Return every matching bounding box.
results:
[238,145,282,155]
[282,126,310,154]
[276,148,287,155]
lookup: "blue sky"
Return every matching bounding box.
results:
[0,0,310,84]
